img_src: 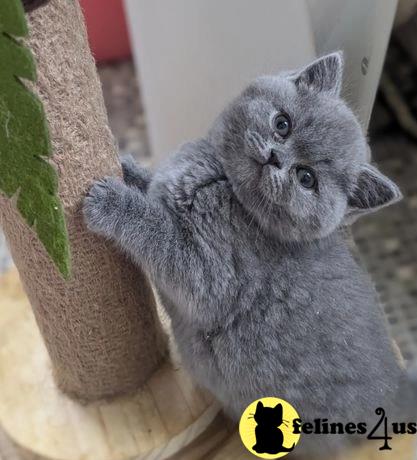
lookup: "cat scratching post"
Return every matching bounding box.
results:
[0,0,222,458]
[0,0,164,403]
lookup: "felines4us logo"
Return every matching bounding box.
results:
[239,397,417,458]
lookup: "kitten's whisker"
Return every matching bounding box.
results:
[254,193,268,242]
[247,195,264,230]
[234,175,270,239]
[256,190,274,243]
[235,176,254,198]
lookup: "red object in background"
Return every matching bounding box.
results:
[79,0,131,62]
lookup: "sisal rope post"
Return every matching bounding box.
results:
[0,0,166,401]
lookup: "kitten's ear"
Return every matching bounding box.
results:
[346,164,402,222]
[256,401,264,412]
[292,51,343,96]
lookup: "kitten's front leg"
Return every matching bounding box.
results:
[83,177,182,281]
[84,178,223,327]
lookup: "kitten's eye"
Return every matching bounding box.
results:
[273,113,291,138]
[296,167,317,189]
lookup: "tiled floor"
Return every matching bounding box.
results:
[1,39,416,365]
[352,135,417,362]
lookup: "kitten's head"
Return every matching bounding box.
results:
[210,52,402,242]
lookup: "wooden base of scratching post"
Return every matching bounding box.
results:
[0,269,226,460]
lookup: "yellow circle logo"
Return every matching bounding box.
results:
[239,397,301,458]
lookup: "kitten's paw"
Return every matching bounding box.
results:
[83,177,127,236]
[121,154,152,191]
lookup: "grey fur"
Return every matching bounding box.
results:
[84,52,409,455]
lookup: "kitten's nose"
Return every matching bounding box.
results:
[267,148,282,169]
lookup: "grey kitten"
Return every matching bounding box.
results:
[84,52,414,455]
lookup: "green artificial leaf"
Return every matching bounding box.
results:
[0,0,71,278]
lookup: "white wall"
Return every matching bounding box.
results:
[125,0,315,162]
[125,0,397,162]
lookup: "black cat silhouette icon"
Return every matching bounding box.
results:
[253,401,295,454]
[239,397,301,459]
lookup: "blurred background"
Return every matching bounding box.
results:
[2,0,417,361]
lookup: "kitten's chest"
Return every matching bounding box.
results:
[185,180,313,304]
